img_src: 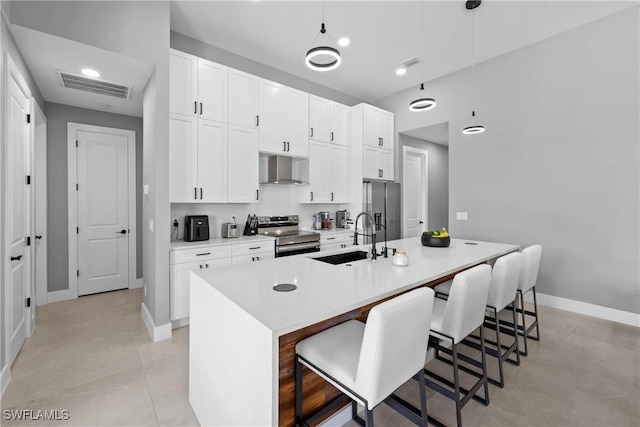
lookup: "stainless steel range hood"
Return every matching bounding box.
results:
[260,156,309,185]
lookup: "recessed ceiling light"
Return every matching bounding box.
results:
[81,68,100,78]
[396,67,407,76]
[338,37,350,47]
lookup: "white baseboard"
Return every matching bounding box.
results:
[47,288,76,304]
[526,292,640,327]
[319,405,352,427]
[141,302,172,342]
[172,317,190,329]
[1,363,11,398]
[130,278,144,289]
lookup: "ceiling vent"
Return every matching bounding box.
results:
[402,57,420,68]
[57,71,132,99]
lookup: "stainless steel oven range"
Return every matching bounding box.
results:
[257,215,320,257]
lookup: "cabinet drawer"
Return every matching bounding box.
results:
[320,242,354,252]
[320,232,354,244]
[232,252,275,264]
[231,241,274,256]
[170,245,232,264]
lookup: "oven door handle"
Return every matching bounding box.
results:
[276,241,321,254]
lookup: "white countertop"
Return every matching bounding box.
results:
[192,237,519,336]
[170,234,275,251]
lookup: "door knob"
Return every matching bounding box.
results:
[117,229,127,234]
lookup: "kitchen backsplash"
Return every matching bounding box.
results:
[170,185,351,239]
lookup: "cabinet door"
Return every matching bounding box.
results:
[198,59,227,123]
[197,120,227,202]
[330,145,350,203]
[228,125,259,203]
[363,104,381,147]
[232,252,274,264]
[363,145,380,180]
[330,102,350,146]
[170,260,201,320]
[170,50,197,117]
[286,88,310,158]
[309,95,331,142]
[170,114,198,202]
[228,68,259,129]
[379,110,394,151]
[379,149,395,181]
[258,79,286,154]
[308,141,331,203]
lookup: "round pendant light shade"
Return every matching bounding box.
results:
[306,22,341,72]
[409,97,436,111]
[462,125,485,134]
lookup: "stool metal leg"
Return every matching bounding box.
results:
[492,310,505,388]
[531,287,541,341]
[352,400,358,420]
[295,357,304,426]
[479,325,490,405]
[518,290,529,356]
[418,369,428,427]
[365,404,374,427]
[451,342,463,427]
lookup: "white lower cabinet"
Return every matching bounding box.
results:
[319,231,354,252]
[170,240,275,323]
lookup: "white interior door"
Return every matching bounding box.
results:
[77,130,129,296]
[6,58,32,366]
[402,147,428,238]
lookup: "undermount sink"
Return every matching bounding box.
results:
[312,250,369,265]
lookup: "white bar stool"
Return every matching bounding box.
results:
[425,264,492,427]
[510,245,542,356]
[295,288,435,427]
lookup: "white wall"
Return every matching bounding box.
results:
[376,7,640,314]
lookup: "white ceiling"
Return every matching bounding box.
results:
[171,0,636,103]
[10,24,154,117]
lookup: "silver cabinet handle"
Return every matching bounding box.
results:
[251,257,255,262]
[310,191,314,201]
[199,264,203,269]
[331,132,334,141]
[200,102,203,115]
[196,252,211,256]
[194,101,197,114]
[205,263,209,268]
[327,237,336,240]
[256,115,259,127]
[194,187,197,200]
[287,141,290,152]
[200,188,203,199]
[256,189,259,200]
[256,256,260,261]
[283,141,287,151]
[310,127,314,137]
[331,192,334,201]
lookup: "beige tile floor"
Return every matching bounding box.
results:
[1,288,638,426]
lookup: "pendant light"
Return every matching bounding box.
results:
[409,1,436,111]
[305,1,341,72]
[463,0,485,134]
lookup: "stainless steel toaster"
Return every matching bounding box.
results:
[222,222,239,238]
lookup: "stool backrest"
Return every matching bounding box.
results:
[355,287,435,408]
[441,264,492,343]
[517,245,542,293]
[487,252,523,311]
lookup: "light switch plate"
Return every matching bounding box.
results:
[456,212,468,221]
[143,184,149,195]
[149,219,154,232]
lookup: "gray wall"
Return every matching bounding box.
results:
[376,7,640,314]
[171,31,364,107]
[43,103,143,292]
[399,134,449,231]
[11,1,172,328]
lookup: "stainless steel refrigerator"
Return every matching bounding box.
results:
[362,180,401,244]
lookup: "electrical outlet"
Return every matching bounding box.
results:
[456,212,468,221]
[173,218,179,227]
[149,219,154,232]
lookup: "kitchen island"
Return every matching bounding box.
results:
[189,237,519,426]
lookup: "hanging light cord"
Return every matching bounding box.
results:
[471,6,476,114]
[308,0,337,49]
[420,1,424,86]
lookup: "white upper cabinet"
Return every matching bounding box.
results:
[228,125,259,203]
[198,59,228,123]
[310,95,350,146]
[309,95,331,142]
[169,114,198,202]
[197,120,227,202]
[352,103,395,181]
[170,50,198,117]
[228,69,260,129]
[330,102,350,146]
[303,141,350,203]
[286,88,310,157]
[258,79,287,154]
[170,49,228,122]
[258,80,310,158]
